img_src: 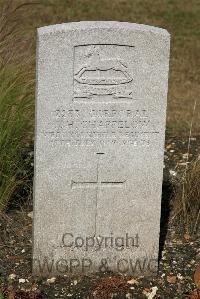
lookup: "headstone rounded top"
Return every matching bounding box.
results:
[33,18,170,277]
[38,21,170,37]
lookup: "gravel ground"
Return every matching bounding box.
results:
[0,136,200,299]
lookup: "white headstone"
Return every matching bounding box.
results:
[33,21,170,276]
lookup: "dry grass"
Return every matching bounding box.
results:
[172,157,200,234]
[0,1,34,211]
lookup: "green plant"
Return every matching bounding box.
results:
[0,1,34,211]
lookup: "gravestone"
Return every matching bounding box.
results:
[33,21,170,276]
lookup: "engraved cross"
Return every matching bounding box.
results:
[71,153,126,234]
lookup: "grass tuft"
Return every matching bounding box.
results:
[172,157,200,234]
[0,1,34,211]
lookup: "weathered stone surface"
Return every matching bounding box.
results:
[33,21,170,276]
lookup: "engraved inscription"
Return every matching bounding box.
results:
[73,44,134,102]
[42,107,159,147]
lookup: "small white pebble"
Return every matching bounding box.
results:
[47,277,56,284]
[177,273,183,280]
[19,278,26,283]
[27,211,33,219]
[148,286,158,299]
[169,170,177,177]
[73,280,77,285]
[127,278,139,285]
[9,274,16,280]
[21,249,25,253]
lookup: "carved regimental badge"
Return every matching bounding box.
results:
[73,44,134,102]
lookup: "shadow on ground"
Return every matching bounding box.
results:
[159,178,174,261]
